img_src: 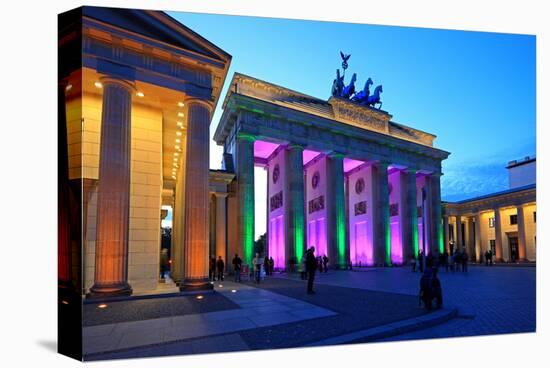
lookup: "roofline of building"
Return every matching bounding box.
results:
[506,156,536,169]
[445,183,536,205]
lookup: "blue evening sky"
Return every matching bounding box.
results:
[166,11,535,234]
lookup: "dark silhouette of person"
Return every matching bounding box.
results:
[209,256,216,281]
[269,257,274,275]
[317,256,323,273]
[485,250,489,266]
[418,251,425,273]
[216,256,224,281]
[431,268,443,309]
[232,254,242,282]
[323,255,329,273]
[264,256,269,276]
[461,251,468,272]
[306,246,317,294]
[419,267,442,310]
[489,250,493,265]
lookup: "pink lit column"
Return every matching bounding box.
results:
[90,77,134,297]
[181,100,212,291]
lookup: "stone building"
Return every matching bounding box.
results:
[443,156,536,262]
[59,7,231,297]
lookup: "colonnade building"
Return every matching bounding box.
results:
[443,156,536,263]
[59,7,451,298]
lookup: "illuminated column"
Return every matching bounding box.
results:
[285,144,306,266]
[373,161,390,266]
[517,205,527,261]
[171,160,186,284]
[181,100,212,290]
[474,214,482,262]
[401,169,418,262]
[443,215,450,253]
[494,207,504,262]
[429,173,443,256]
[214,193,228,263]
[455,215,463,252]
[90,77,134,297]
[236,133,255,266]
[326,153,347,268]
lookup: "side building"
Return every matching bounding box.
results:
[443,156,536,263]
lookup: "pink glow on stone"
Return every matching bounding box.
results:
[350,221,373,266]
[302,149,322,165]
[343,158,365,173]
[268,215,285,269]
[390,221,403,264]
[254,140,280,159]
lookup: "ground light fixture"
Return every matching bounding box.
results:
[97,304,108,309]
[196,295,204,300]
[231,290,237,293]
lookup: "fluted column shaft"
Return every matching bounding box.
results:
[474,214,482,262]
[236,133,255,266]
[494,208,503,262]
[373,161,390,266]
[455,215,463,252]
[90,78,134,297]
[285,145,306,266]
[402,169,418,261]
[326,153,347,268]
[428,173,442,256]
[182,101,211,287]
[517,205,527,261]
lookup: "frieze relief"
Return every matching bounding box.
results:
[329,97,391,135]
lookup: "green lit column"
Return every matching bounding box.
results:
[429,173,444,256]
[373,161,391,266]
[236,132,256,266]
[285,144,306,267]
[326,153,347,269]
[402,168,419,262]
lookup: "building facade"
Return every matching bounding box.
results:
[442,156,536,263]
[58,7,231,297]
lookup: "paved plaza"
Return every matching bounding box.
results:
[84,265,535,360]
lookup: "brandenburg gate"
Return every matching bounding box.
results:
[214,70,450,270]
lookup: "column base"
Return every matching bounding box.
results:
[88,282,132,299]
[179,279,214,292]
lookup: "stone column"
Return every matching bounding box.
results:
[443,215,450,253]
[90,77,134,297]
[285,144,306,267]
[214,193,228,264]
[466,216,479,262]
[455,215,463,252]
[517,205,527,261]
[401,169,418,262]
[326,153,347,268]
[474,214,482,262]
[428,173,442,256]
[494,207,503,262]
[171,168,184,284]
[236,133,256,266]
[372,161,390,266]
[180,100,212,291]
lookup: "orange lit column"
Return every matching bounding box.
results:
[517,205,527,261]
[89,77,134,297]
[181,99,213,291]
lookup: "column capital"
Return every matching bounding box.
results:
[327,151,345,159]
[287,143,305,151]
[99,76,136,92]
[184,97,214,113]
[212,192,229,199]
[236,132,256,142]
[375,160,390,169]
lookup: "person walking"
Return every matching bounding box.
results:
[306,246,317,294]
[232,253,242,282]
[209,256,216,281]
[489,250,493,266]
[269,256,274,275]
[216,256,225,281]
[323,255,329,273]
[253,253,262,284]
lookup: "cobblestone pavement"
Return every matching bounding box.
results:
[299,265,536,340]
